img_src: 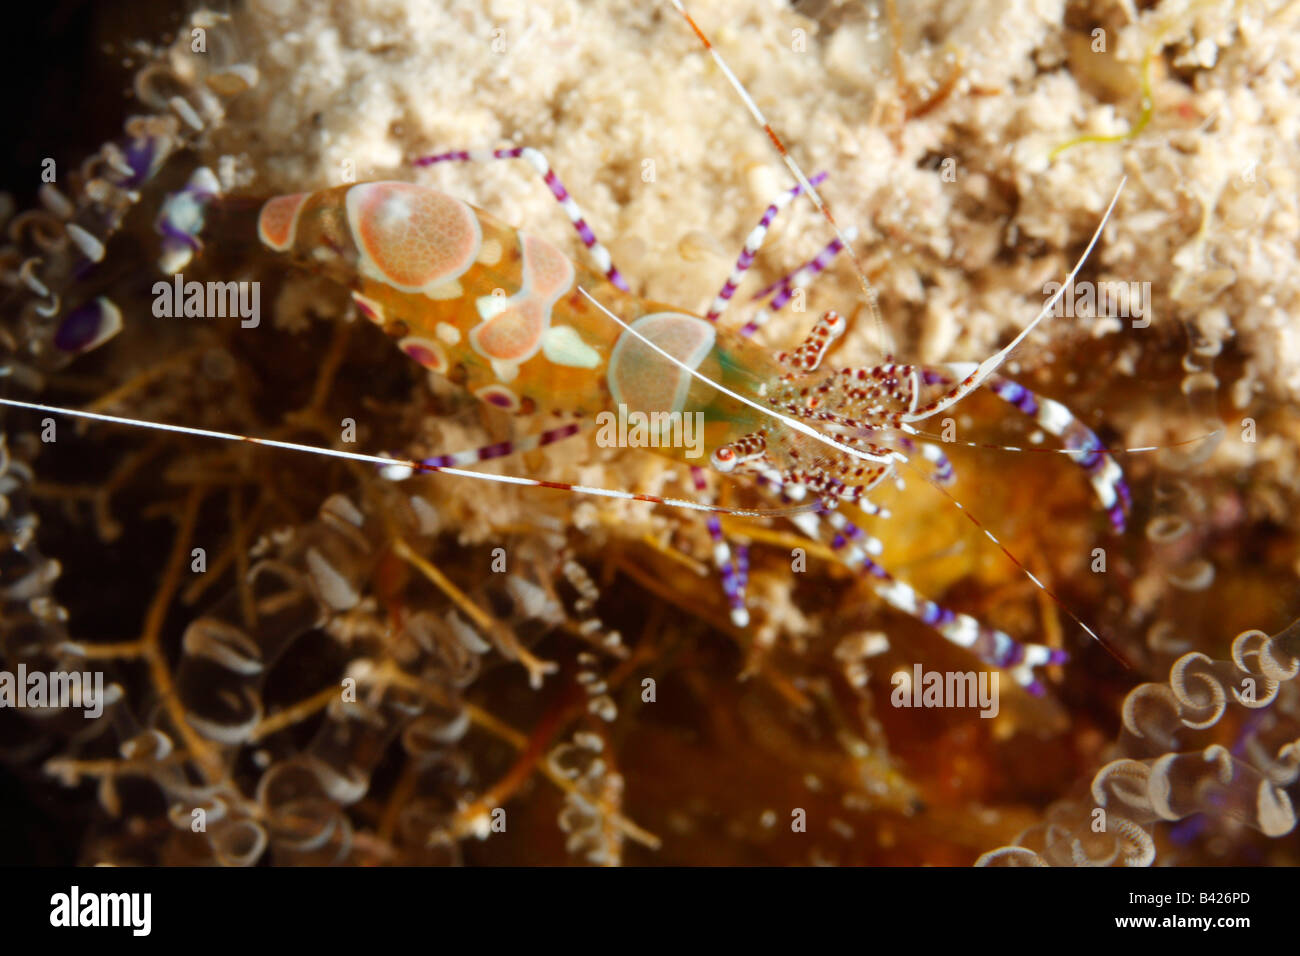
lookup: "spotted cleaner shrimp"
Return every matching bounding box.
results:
[0,0,1140,704]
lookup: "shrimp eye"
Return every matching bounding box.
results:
[711,446,737,472]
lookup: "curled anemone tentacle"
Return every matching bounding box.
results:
[978,619,1300,866]
[38,472,636,865]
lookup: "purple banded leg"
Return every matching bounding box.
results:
[748,236,845,302]
[379,423,582,479]
[875,573,1066,696]
[691,466,750,627]
[705,171,829,322]
[412,147,629,292]
[917,443,955,485]
[155,166,222,274]
[739,227,857,338]
[792,504,887,572]
[927,365,1131,532]
[985,375,1130,531]
[894,435,955,486]
[777,482,1063,694]
[734,544,750,594]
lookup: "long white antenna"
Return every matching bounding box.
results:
[0,397,811,518]
[903,178,1127,423]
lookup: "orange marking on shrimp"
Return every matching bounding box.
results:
[345,182,481,292]
[257,192,308,251]
[676,7,710,47]
[472,300,547,363]
[524,234,575,301]
[469,231,574,366]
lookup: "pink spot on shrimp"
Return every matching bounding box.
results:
[258,193,308,251]
[350,290,384,324]
[345,182,481,292]
[474,385,522,412]
[397,336,448,373]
